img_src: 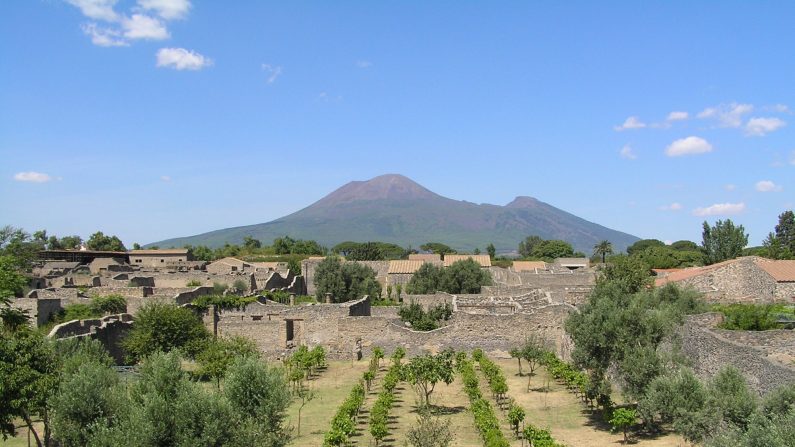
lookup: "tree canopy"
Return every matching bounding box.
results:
[313,256,381,302]
[701,219,748,265]
[419,242,457,256]
[406,259,492,294]
[85,231,126,252]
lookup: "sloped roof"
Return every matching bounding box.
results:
[513,261,547,272]
[443,254,492,268]
[654,258,741,286]
[754,259,795,282]
[389,260,428,274]
[408,253,441,261]
[555,257,589,266]
[130,249,188,255]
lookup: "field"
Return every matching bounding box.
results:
[285,356,687,447]
[1,355,687,447]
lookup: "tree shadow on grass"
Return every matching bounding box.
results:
[428,404,466,416]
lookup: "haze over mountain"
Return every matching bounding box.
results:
[150,174,639,253]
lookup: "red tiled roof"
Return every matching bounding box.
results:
[754,259,795,282]
[654,258,740,286]
[443,254,492,268]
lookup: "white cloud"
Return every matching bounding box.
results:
[659,202,683,211]
[619,145,637,160]
[725,184,736,191]
[771,104,791,113]
[14,171,54,183]
[666,111,689,121]
[790,151,795,166]
[156,48,212,70]
[122,14,169,40]
[81,23,128,46]
[261,64,283,84]
[745,117,786,136]
[755,180,782,192]
[693,202,746,217]
[614,116,646,131]
[160,175,172,182]
[697,102,753,128]
[66,0,119,22]
[356,60,373,69]
[137,0,191,20]
[665,136,713,157]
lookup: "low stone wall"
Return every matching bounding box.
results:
[13,298,63,327]
[402,293,455,309]
[28,288,80,300]
[774,282,795,302]
[678,257,778,303]
[88,286,152,298]
[679,313,795,395]
[48,314,134,364]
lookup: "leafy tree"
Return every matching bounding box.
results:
[122,302,210,362]
[486,243,496,259]
[406,262,444,294]
[85,231,126,252]
[632,245,703,269]
[0,328,58,446]
[398,302,452,331]
[0,226,43,270]
[596,254,651,294]
[609,408,636,443]
[405,351,455,407]
[708,366,757,430]
[701,219,748,265]
[517,235,543,258]
[507,403,525,436]
[273,236,325,255]
[313,256,380,302]
[626,239,666,255]
[419,242,456,256]
[186,244,216,262]
[531,239,574,260]
[775,210,795,254]
[406,409,454,447]
[593,240,613,264]
[670,240,699,252]
[346,242,384,261]
[762,232,793,260]
[195,336,259,386]
[0,255,27,300]
[243,236,262,250]
[439,259,492,294]
[224,356,292,446]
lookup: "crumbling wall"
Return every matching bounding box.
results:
[402,293,455,309]
[774,282,795,302]
[12,298,63,327]
[678,313,795,395]
[678,258,778,303]
[48,314,134,364]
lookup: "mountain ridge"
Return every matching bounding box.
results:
[149,174,639,253]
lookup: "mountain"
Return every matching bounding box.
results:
[149,174,639,253]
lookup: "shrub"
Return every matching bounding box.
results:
[186,279,202,287]
[122,302,210,362]
[714,303,783,331]
[398,301,452,331]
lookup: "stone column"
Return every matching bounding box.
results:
[325,292,332,304]
[289,293,295,306]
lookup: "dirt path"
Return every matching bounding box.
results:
[497,358,687,447]
[285,359,370,447]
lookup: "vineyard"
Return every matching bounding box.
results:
[279,350,686,447]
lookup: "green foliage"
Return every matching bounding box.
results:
[232,278,248,291]
[406,262,444,294]
[273,236,325,255]
[709,366,757,430]
[405,351,455,407]
[670,240,699,252]
[122,302,210,362]
[632,245,704,269]
[191,294,257,311]
[408,259,491,294]
[522,424,564,447]
[486,243,496,259]
[398,301,453,331]
[85,231,126,251]
[609,408,637,442]
[701,219,748,265]
[0,327,58,444]
[713,303,785,330]
[194,336,259,384]
[333,241,408,260]
[0,226,45,271]
[323,382,365,446]
[186,279,202,287]
[507,403,525,435]
[313,256,380,302]
[0,255,27,299]
[775,210,795,254]
[243,236,262,249]
[596,254,651,294]
[459,357,510,447]
[90,294,127,314]
[419,242,457,256]
[626,239,666,255]
[593,240,613,263]
[566,282,704,401]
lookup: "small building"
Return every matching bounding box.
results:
[443,254,492,268]
[129,249,192,268]
[207,257,287,275]
[408,253,442,262]
[512,261,547,273]
[553,258,590,271]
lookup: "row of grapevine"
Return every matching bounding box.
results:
[540,351,612,411]
[285,345,326,389]
[472,349,509,407]
[323,380,366,446]
[369,360,404,446]
[459,356,511,447]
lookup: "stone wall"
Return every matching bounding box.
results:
[679,313,795,395]
[12,298,63,327]
[489,267,523,286]
[677,257,778,303]
[28,288,80,300]
[48,314,134,364]
[402,293,455,309]
[774,282,795,302]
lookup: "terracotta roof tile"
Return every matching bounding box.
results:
[513,261,547,272]
[754,259,795,282]
[388,260,428,274]
[408,253,441,261]
[443,254,492,268]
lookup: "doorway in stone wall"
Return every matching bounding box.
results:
[285,319,304,347]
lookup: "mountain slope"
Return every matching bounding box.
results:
[150,174,639,253]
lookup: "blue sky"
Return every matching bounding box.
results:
[1,1,793,248]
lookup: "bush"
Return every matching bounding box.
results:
[714,303,783,331]
[398,301,452,331]
[122,302,210,362]
[186,279,202,287]
[191,294,257,311]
